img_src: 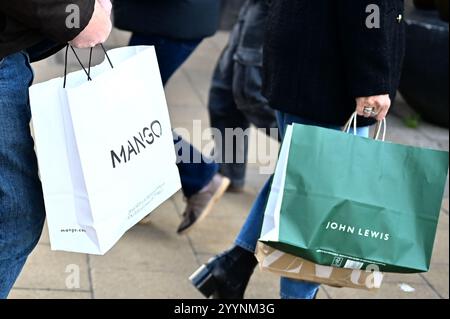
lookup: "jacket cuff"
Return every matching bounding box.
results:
[349,87,392,100]
[348,77,391,99]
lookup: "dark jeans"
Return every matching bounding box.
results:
[208,0,278,188]
[130,34,219,198]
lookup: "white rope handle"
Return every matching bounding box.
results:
[374,117,387,141]
[344,112,358,136]
[343,112,387,141]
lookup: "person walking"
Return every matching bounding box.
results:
[0,0,113,298]
[114,0,230,235]
[208,0,278,193]
[190,0,406,299]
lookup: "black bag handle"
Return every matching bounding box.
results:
[63,44,114,88]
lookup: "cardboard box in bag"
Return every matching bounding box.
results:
[255,243,384,291]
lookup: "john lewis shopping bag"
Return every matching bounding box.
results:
[259,114,449,273]
[30,46,181,255]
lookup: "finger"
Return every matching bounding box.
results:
[376,99,391,119]
[356,102,365,116]
[372,98,383,109]
[370,106,381,118]
[355,103,364,116]
[363,105,373,118]
[384,98,392,110]
[376,106,389,121]
[368,99,383,118]
[357,100,371,117]
[70,41,96,49]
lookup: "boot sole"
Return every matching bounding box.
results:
[178,177,231,236]
[189,264,218,298]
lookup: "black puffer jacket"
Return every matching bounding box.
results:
[114,0,222,40]
[263,0,406,127]
[0,0,95,60]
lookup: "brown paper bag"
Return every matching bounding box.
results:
[255,243,384,290]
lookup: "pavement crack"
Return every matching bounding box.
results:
[186,235,202,267]
[86,254,95,299]
[321,286,333,299]
[419,273,444,299]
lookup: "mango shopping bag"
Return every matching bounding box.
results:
[30,46,181,255]
[259,114,449,273]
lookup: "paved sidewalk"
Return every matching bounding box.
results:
[10,30,449,299]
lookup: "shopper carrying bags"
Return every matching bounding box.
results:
[0,0,113,298]
[208,0,278,192]
[190,0,408,299]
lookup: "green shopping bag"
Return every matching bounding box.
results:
[259,114,449,273]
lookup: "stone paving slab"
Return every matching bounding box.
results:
[422,264,450,299]
[324,282,441,299]
[91,268,203,299]
[13,244,91,291]
[9,289,91,299]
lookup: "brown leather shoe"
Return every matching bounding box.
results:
[177,174,230,235]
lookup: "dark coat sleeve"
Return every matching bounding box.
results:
[0,0,95,43]
[337,0,403,98]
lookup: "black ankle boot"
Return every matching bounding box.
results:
[189,246,258,299]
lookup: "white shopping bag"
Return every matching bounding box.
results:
[259,125,294,242]
[30,46,181,255]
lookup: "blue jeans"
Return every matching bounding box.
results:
[130,33,219,197]
[0,52,46,298]
[235,111,370,299]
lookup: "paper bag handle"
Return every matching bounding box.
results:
[63,43,114,88]
[343,112,387,141]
